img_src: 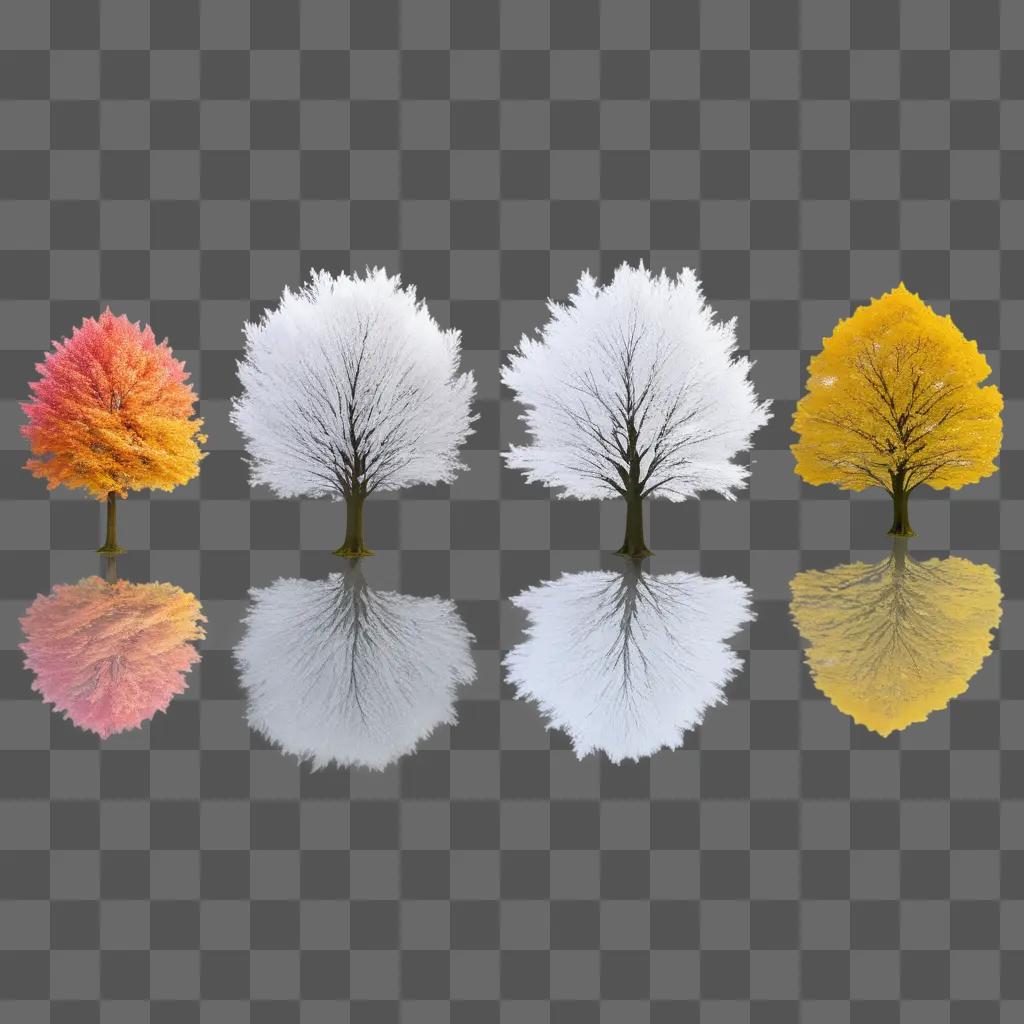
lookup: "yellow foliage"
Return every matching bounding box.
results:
[792,284,1002,496]
[789,544,1002,736]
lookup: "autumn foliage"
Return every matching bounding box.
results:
[21,577,206,739]
[21,310,205,544]
[789,545,1002,735]
[792,284,1002,536]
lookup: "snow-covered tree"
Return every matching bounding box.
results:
[231,268,476,556]
[234,564,476,770]
[504,562,753,762]
[502,264,771,557]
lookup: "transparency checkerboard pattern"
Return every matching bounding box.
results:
[1,0,1023,1019]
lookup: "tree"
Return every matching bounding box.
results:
[501,264,770,558]
[789,540,1002,736]
[21,309,206,554]
[504,561,752,762]
[231,267,476,556]
[20,576,205,739]
[234,563,476,770]
[792,284,1003,537]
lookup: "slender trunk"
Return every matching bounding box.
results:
[97,491,125,554]
[887,475,914,538]
[333,491,374,557]
[616,488,652,560]
[615,425,653,559]
[103,554,119,583]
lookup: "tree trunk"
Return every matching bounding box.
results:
[887,478,914,537]
[333,491,374,557]
[97,491,125,554]
[103,554,119,583]
[615,489,653,559]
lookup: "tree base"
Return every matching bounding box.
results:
[615,545,653,559]
[885,527,915,538]
[96,544,125,555]
[333,546,375,558]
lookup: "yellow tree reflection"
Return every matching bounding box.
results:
[789,540,1002,735]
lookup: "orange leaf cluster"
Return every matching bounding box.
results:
[22,308,206,499]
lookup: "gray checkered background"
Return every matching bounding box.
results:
[1,0,1023,1020]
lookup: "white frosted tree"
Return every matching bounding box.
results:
[231,267,476,556]
[234,564,476,770]
[502,263,771,557]
[504,562,753,762]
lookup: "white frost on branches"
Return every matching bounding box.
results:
[504,565,753,762]
[231,267,476,500]
[234,567,476,770]
[502,263,771,501]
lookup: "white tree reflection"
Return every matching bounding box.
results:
[235,563,476,770]
[504,562,753,762]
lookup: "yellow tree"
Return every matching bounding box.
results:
[792,284,1002,536]
[789,540,1002,735]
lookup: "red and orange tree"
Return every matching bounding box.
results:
[21,309,206,553]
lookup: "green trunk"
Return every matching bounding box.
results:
[97,491,125,555]
[615,490,653,560]
[887,479,914,538]
[333,491,374,557]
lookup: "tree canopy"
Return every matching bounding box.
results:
[502,263,771,504]
[21,309,205,499]
[231,267,476,503]
[792,284,1002,497]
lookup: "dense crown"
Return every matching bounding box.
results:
[792,283,1003,494]
[502,263,771,501]
[231,267,476,501]
[235,568,476,770]
[504,565,752,762]
[21,577,205,739]
[22,309,205,499]
[789,551,1002,736]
